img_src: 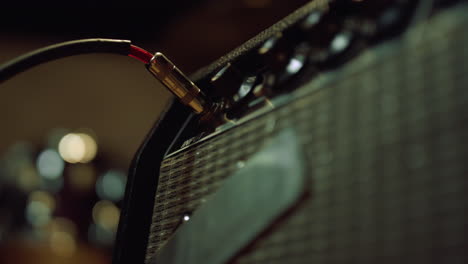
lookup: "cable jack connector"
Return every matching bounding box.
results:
[147,53,211,115]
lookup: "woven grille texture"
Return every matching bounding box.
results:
[145,6,468,263]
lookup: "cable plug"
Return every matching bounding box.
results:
[146,53,211,115]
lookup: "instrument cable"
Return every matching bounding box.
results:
[0,38,210,114]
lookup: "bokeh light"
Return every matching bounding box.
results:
[17,164,40,192]
[26,201,51,227]
[92,200,120,232]
[1,1,312,262]
[89,200,120,247]
[36,149,64,180]
[49,231,77,257]
[330,32,351,54]
[25,191,55,227]
[46,217,77,257]
[58,133,97,164]
[96,170,126,201]
[286,57,304,74]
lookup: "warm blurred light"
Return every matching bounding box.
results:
[30,191,56,210]
[36,149,64,180]
[68,164,96,192]
[58,133,85,163]
[17,164,40,192]
[58,133,97,163]
[79,133,98,162]
[25,191,55,227]
[96,170,127,201]
[89,200,120,246]
[92,200,120,232]
[45,217,78,256]
[49,230,77,257]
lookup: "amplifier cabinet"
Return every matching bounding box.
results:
[113,1,468,263]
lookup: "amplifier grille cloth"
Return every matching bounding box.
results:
[145,7,468,263]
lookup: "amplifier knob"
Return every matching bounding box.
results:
[258,34,295,74]
[209,63,244,101]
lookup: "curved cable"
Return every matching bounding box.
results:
[129,45,154,64]
[0,38,154,84]
[0,38,208,115]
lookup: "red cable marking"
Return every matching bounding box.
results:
[128,44,154,64]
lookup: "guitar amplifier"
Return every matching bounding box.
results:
[113,1,468,263]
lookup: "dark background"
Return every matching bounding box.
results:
[0,0,308,263]
[0,0,308,168]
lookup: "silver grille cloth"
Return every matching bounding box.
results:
[146,6,468,263]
